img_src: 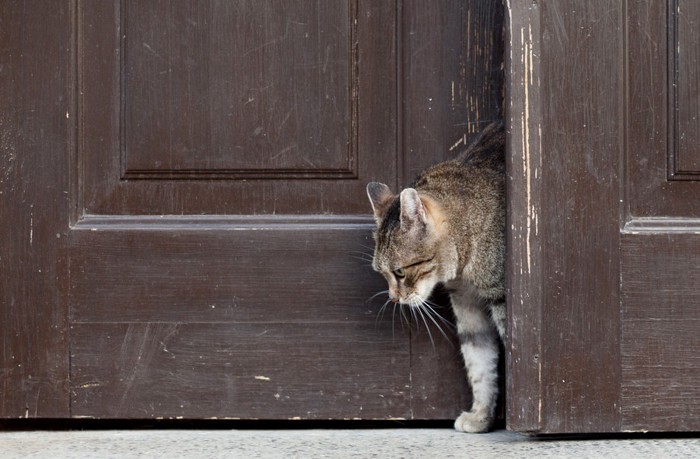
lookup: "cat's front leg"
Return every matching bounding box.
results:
[452,302,499,433]
[489,300,506,341]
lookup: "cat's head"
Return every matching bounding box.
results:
[366,182,456,307]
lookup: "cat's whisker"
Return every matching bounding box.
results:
[348,255,376,265]
[421,300,456,330]
[349,253,374,261]
[368,290,389,303]
[349,248,374,254]
[408,301,418,325]
[419,295,450,311]
[418,301,452,343]
[414,303,436,348]
[422,297,444,308]
[404,296,454,345]
[376,298,391,324]
[349,250,375,257]
[401,304,415,329]
[399,303,410,330]
[392,303,402,337]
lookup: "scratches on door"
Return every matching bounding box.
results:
[506,0,545,432]
[521,22,536,276]
[449,134,468,152]
[117,324,152,415]
[117,323,179,416]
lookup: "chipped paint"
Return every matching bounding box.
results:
[80,382,101,389]
[448,134,467,152]
[508,0,544,432]
[518,20,542,277]
[524,19,543,429]
[521,24,533,275]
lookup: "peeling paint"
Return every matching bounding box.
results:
[521,24,533,275]
[509,0,544,431]
[80,382,101,389]
[448,135,467,152]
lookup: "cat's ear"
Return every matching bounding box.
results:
[366,182,394,222]
[399,188,428,230]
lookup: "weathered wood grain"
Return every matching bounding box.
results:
[0,1,71,417]
[673,0,700,176]
[77,0,396,216]
[71,322,412,419]
[506,0,623,433]
[627,0,700,213]
[621,0,700,432]
[621,234,700,431]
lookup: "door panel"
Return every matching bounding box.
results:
[673,0,700,176]
[79,0,388,217]
[123,1,352,178]
[69,225,381,324]
[72,0,401,419]
[626,0,700,218]
[71,322,410,419]
[621,0,700,432]
[507,0,700,433]
[621,235,700,431]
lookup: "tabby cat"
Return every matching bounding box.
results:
[366,121,505,433]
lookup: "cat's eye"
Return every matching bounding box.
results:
[406,257,433,269]
[393,268,405,278]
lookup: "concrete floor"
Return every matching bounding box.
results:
[0,428,699,458]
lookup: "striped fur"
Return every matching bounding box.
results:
[367,121,505,433]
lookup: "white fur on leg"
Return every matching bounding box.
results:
[450,289,500,434]
[455,340,499,433]
[489,302,506,340]
[454,410,493,433]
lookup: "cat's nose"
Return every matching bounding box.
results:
[389,289,399,303]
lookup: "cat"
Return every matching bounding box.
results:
[366,121,505,433]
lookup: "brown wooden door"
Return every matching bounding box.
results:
[69,0,402,419]
[1,1,504,420]
[507,0,700,433]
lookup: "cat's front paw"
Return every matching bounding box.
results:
[454,410,493,433]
